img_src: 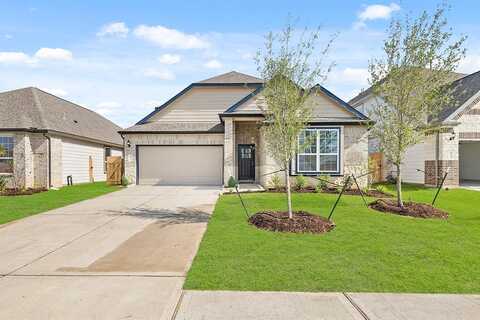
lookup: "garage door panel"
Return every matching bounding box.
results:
[138,146,223,185]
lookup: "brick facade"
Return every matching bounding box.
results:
[424,160,459,187]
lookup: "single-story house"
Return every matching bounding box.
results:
[349,70,480,187]
[0,87,123,189]
[120,71,370,188]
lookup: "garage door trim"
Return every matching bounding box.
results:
[135,144,224,185]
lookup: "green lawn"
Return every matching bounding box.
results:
[185,184,480,293]
[0,182,122,225]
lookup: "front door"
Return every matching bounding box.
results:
[238,144,255,181]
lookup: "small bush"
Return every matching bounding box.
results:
[343,175,354,190]
[121,176,129,186]
[294,175,307,190]
[0,175,7,191]
[317,175,330,190]
[227,176,237,188]
[314,185,321,193]
[269,174,283,191]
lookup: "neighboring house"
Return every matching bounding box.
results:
[120,71,370,188]
[350,70,480,187]
[0,87,123,189]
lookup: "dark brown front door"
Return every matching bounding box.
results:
[238,144,255,181]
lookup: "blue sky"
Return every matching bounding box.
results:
[1,1,479,127]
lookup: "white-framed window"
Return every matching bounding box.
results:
[297,127,340,174]
[0,136,14,174]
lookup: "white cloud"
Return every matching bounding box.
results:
[134,25,210,49]
[355,3,400,29]
[35,48,73,61]
[204,59,222,69]
[95,101,122,116]
[458,54,480,74]
[97,101,122,108]
[42,88,68,97]
[143,68,175,80]
[97,22,129,38]
[0,51,34,64]
[158,53,181,65]
[4,34,12,40]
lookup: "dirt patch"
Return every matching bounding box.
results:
[248,211,335,234]
[369,199,449,219]
[1,187,47,196]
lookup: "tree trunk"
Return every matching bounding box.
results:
[396,164,404,208]
[284,167,293,219]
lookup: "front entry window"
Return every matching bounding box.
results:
[0,136,13,173]
[297,128,340,174]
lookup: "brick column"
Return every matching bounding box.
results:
[424,131,459,187]
[223,118,235,186]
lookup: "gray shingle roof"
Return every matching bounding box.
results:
[437,70,480,121]
[197,71,264,84]
[120,122,224,133]
[0,87,123,146]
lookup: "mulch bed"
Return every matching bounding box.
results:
[0,187,48,196]
[248,211,335,234]
[369,199,449,219]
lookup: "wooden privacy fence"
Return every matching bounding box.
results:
[106,156,123,185]
[369,152,383,183]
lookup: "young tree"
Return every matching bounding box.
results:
[255,23,335,218]
[368,5,466,207]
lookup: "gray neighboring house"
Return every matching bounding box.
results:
[120,71,370,188]
[350,70,480,187]
[0,87,123,189]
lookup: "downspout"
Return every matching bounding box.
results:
[43,133,52,188]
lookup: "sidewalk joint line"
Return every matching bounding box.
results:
[343,292,370,320]
[171,290,185,320]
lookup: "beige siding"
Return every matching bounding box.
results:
[235,95,265,112]
[308,92,355,119]
[111,148,123,157]
[62,137,106,184]
[149,86,253,122]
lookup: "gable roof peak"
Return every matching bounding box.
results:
[197,71,264,84]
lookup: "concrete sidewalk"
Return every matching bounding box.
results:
[174,290,480,320]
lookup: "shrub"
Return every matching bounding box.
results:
[317,175,330,190]
[314,185,321,193]
[0,175,7,192]
[294,175,307,190]
[269,174,283,191]
[227,176,237,188]
[121,176,129,186]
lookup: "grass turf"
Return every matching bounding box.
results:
[0,182,122,225]
[184,184,480,293]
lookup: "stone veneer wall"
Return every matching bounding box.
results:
[123,133,224,184]
[10,132,49,189]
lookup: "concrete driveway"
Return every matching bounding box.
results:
[0,185,220,320]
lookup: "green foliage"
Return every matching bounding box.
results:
[294,175,307,190]
[317,175,330,190]
[121,176,129,186]
[255,22,335,217]
[369,4,466,206]
[269,174,283,191]
[227,176,238,188]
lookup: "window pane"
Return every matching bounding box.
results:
[299,130,316,153]
[0,137,13,158]
[0,159,13,173]
[319,155,337,171]
[298,154,316,171]
[319,130,338,153]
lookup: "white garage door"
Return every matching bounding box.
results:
[137,145,223,185]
